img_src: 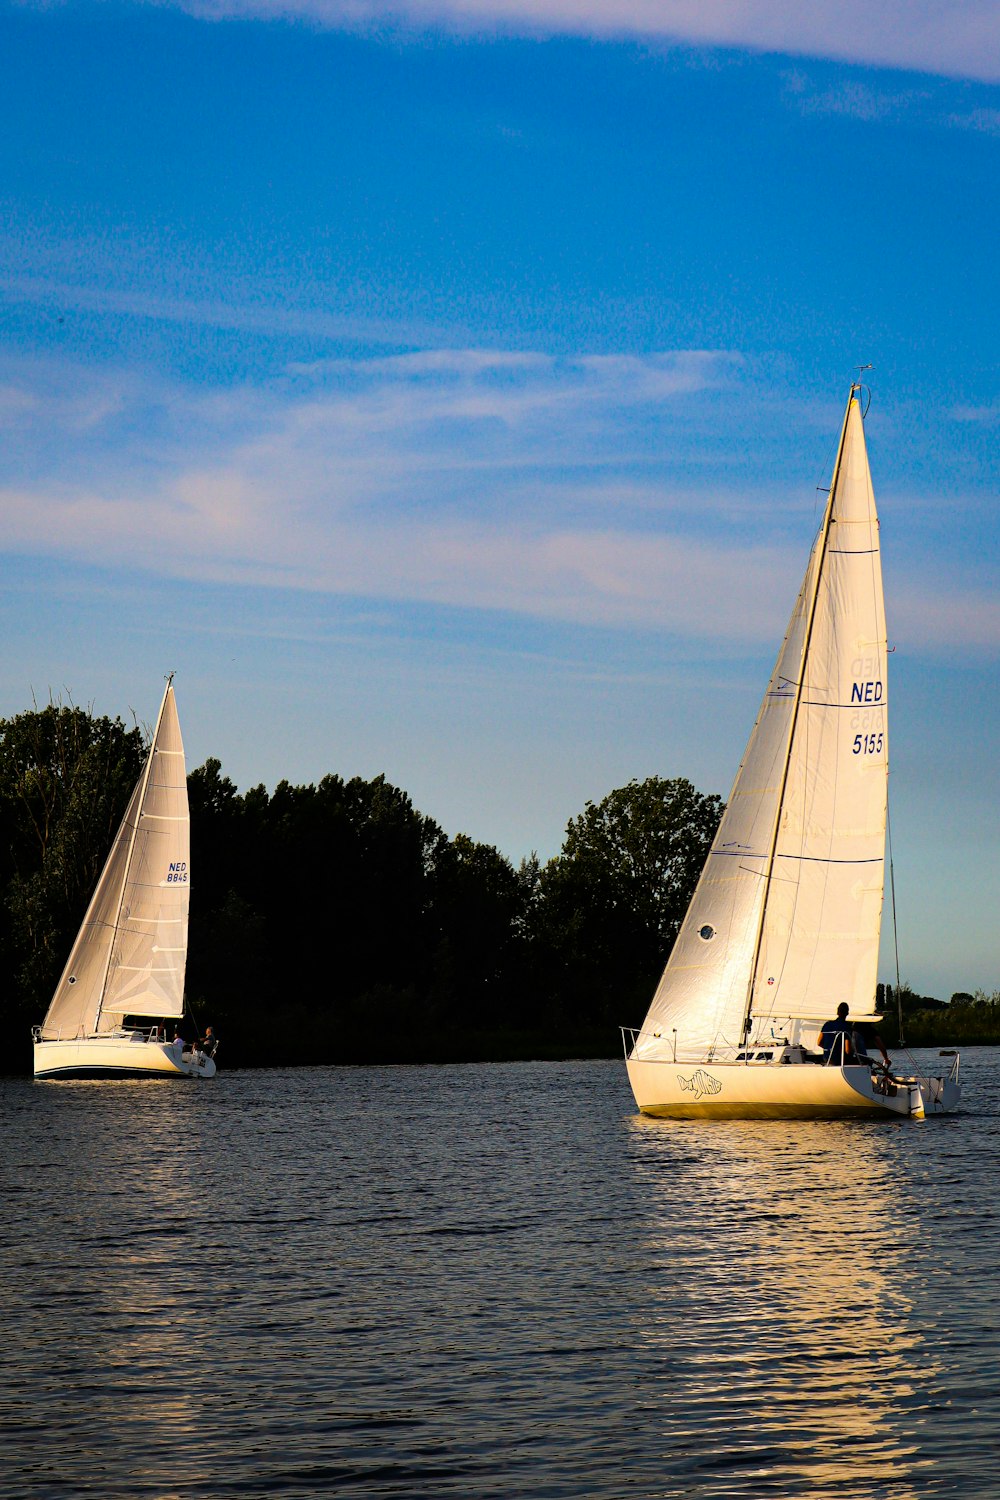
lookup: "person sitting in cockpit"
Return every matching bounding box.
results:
[817,1003,855,1064]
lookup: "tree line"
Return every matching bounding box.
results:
[4,701,988,1071]
[0,701,723,1069]
[879,985,1000,1048]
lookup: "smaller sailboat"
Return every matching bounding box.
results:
[32,677,215,1080]
[624,384,960,1119]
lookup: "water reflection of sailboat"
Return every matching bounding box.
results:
[29,1079,216,1489]
[628,1117,937,1497]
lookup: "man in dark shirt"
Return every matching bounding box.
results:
[817,1002,854,1063]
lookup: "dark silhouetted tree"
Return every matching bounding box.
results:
[533,776,723,1025]
[0,701,145,1027]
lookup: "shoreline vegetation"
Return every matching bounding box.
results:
[2,701,994,1075]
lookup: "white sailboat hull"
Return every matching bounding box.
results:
[33,1036,216,1080]
[626,1056,960,1120]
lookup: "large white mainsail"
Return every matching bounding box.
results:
[633,393,887,1061]
[39,679,189,1041]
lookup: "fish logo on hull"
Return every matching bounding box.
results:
[678,1069,722,1100]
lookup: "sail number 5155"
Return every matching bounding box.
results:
[852,732,884,756]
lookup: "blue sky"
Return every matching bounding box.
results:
[1,0,997,998]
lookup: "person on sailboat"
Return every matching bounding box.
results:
[817,1004,855,1064]
[852,1022,891,1072]
[201,1026,218,1059]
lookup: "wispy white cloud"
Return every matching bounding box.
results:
[892,588,1000,654]
[0,366,128,436]
[173,0,1000,82]
[947,106,1000,135]
[0,272,441,347]
[0,474,814,640]
[0,347,996,656]
[0,346,759,651]
[951,398,1000,426]
[781,68,927,122]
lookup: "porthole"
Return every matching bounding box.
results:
[699,924,715,941]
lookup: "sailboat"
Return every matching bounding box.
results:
[32,676,216,1080]
[624,384,960,1119]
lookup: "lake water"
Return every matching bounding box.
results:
[2,1049,998,1499]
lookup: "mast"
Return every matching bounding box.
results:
[738,386,861,1043]
[90,675,175,1034]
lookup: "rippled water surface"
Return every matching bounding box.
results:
[3,1050,1000,1498]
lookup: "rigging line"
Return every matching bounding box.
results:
[886,799,904,1048]
[186,990,202,1035]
